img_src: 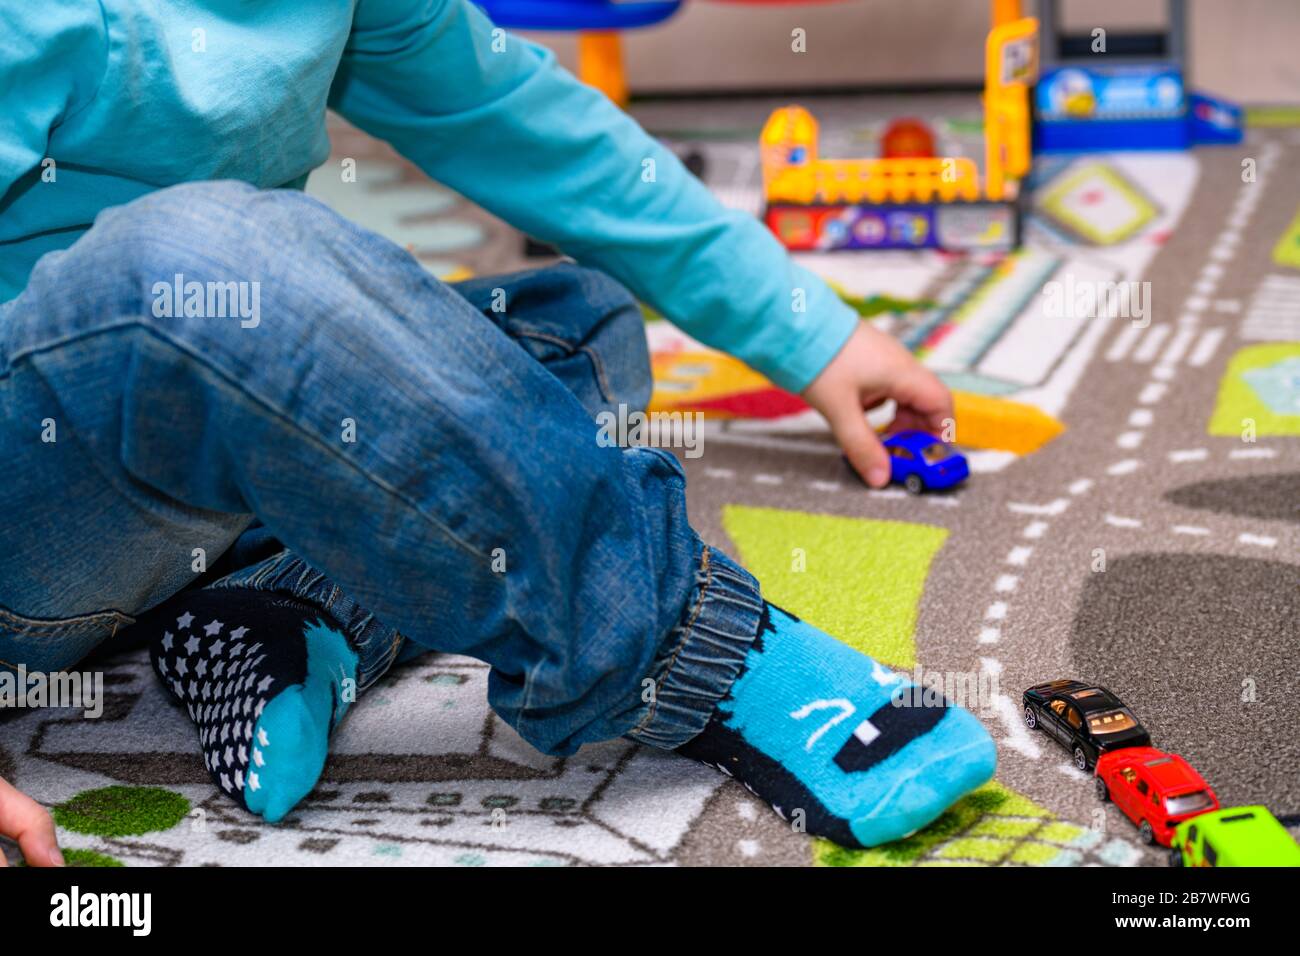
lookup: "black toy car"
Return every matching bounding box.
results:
[1022,679,1151,771]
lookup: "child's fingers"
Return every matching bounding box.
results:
[825,397,891,488]
[0,776,63,867]
[890,365,953,434]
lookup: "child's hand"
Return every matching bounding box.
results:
[0,776,63,867]
[802,323,953,488]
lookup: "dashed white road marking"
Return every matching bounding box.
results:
[1230,447,1277,460]
[1159,327,1197,366]
[1105,323,1145,362]
[979,656,1004,677]
[1068,478,1094,495]
[704,467,736,479]
[1133,324,1171,363]
[993,695,1042,759]
[736,839,761,858]
[1238,533,1277,548]
[1117,431,1145,449]
[1212,299,1240,313]
[1188,328,1226,367]
[1151,363,1177,381]
[994,574,1019,593]
[985,602,1008,621]
[870,487,908,500]
[753,473,783,485]
[1006,546,1034,566]
[1008,498,1070,516]
[808,480,842,493]
[1104,514,1142,528]
[978,627,1001,644]
[1022,521,1048,539]
[927,495,961,508]
[736,801,758,821]
[1138,383,1167,404]
[1107,459,1141,476]
[1127,409,1154,427]
[1169,448,1208,463]
[1173,525,1211,536]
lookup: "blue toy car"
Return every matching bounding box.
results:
[883,431,969,494]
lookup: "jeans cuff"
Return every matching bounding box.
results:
[623,543,763,750]
[207,550,404,691]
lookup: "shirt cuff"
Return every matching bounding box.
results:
[758,276,861,395]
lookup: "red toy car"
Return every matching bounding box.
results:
[1094,747,1219,846]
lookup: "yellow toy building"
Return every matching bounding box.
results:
[760,2,1038,252]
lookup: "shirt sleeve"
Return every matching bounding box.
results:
[0,1,108,200]
[329,0,858,393]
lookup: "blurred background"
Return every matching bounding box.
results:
[530,0,1300,103]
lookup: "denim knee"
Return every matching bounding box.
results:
[70,181,379,350]
[566,265,652,412]
[88,181,327,293]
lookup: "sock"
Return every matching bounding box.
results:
[677,603,996,847]
[144,587,358,823]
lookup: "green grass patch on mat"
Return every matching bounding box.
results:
[834,288,935,319]
[16,848,125,868]
[53,786,191,838]
[813,781,1088,867]
[1208,343,1300,437]
[63,848,126,867]
[1246,106,1300,127]
[1271,207,1300,269]
[722,505,947,669]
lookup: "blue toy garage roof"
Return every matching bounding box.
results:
[475,1,682,30]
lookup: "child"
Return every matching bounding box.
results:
[0,0,994,866]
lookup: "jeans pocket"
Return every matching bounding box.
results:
[0,603,136,673]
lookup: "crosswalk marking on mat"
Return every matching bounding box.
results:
[1241,275,1300,341]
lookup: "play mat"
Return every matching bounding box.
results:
[4,95,1297,867]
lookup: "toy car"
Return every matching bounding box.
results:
[1094,746,1218,846]
[882,431,969,494]
[1169,806,1300,867]
[1022,679,1151,771]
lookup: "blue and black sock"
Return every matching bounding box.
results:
[677,603,996,847]
[143,587,358,823]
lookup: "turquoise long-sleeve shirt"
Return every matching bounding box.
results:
[0,0,858,392]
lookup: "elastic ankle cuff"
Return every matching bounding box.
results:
[208,550,400,691]
[624,543,763,750]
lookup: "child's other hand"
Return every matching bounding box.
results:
[0,775,63,867]
[802,323,953,488]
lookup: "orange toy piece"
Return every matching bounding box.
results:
[881,118,936,159]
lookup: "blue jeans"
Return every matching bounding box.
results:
[0,181,762,755]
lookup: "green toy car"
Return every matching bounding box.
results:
[1168,805,1300,867]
